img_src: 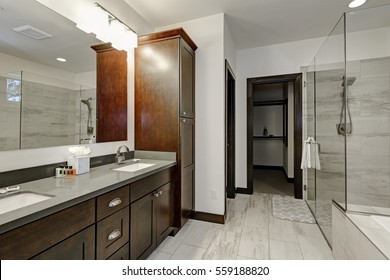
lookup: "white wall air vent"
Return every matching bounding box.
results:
[12,25,53,40]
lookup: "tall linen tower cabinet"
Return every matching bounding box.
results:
[135,28,197,229]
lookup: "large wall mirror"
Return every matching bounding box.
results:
[0,0,127,151]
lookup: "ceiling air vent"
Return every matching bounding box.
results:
[12,25,53,40]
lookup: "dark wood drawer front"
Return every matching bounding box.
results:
[0,199,95,260]
[130,167,175,203]
[32,225,95,260]
[96,206,129,259]
[107,243,129,260]
[97,186,130,221]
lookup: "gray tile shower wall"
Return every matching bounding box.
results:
[305,57,390,212]
[346,57,390,208]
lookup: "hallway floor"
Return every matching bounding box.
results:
[253,168,294,196]
[147,193,334,260]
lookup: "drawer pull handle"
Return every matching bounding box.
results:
[108,229,121,241]
[109,198,122,208]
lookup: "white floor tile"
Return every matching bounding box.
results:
[269,239,303,260]
[269,217,298,243]
[296,235,334,260]
[238,225,269,259]
[182,220,218,248]
[147,251,172,260]
[203,230,241,260]
[170,244,206,260]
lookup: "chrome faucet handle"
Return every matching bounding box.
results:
[115,145,130,164]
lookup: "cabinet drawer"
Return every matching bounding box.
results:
[0,199,95,260]
[107,243,129,260]
[96,206,129,259]
[32,225,95,260]
[97,186,129,221]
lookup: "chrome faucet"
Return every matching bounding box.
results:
[115,145,130,164]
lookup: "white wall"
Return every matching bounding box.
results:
[156,14,226,215]
[236,37,325,189]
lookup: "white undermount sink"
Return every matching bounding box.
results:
[0,191,54,215]
[113,163,155,172]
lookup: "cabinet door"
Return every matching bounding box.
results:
[180,117,194,225]
[32,225,95,260]
[180,41,195,118]
[181,165,194,225]
[130,194,155,260]
[156,182,173,246]
[180,118,194,168]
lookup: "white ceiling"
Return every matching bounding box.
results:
[0,0,101,73]
[124,0,390,49]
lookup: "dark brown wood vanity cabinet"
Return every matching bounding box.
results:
[91,43,127,143]
[130,167,175,260]
[135,28,197,229]
[0,199,96,260]
[96,186,130,260]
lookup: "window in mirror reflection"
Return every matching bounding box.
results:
[7,79,21,102]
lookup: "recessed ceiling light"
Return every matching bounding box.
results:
[56,57,67,62]
[349,0,367,8]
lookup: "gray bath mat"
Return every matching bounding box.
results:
[272,195,315,224]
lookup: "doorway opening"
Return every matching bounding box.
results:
[225,60,236,199]
[247,73,303,198]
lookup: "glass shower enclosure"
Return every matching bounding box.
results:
[305,4,390,244]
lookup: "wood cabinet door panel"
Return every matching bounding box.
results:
[180,41,195,118]
[135,39,180,152]
[156,182,173,246]
[180,118,194,168]
[181,165,194,224]
[32,225,95,260]
[130,194,155,259]
[0,199,95,259]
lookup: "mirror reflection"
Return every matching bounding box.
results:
[0,0,117,151]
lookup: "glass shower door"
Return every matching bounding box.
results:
[312,15,347,243]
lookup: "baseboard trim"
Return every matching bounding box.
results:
[191,211,225,224]
[253,165,283,170]
[236,187,252,195]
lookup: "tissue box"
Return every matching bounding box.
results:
[67,156,90,175]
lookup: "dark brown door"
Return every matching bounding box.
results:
[32,226,95,260]
[130,194,155,260]
[226,61,236,198]
[156,182,173,245]
[180,118,194,224]
[180,41,195,118]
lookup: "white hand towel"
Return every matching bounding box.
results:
[301,137,321,170]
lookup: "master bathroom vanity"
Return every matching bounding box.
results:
[0,158,176,260]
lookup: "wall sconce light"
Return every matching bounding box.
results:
[76,2,137,51]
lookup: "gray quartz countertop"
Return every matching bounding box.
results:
[0,158,176,234]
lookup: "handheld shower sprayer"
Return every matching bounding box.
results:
[337,76,355,136]
[81,98,94,135]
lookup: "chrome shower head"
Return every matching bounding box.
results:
[81,98,92,105]
[342,76,356,87]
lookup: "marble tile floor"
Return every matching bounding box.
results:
[148,193,334,260]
